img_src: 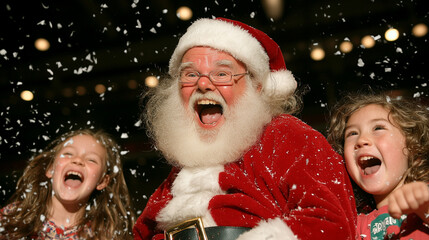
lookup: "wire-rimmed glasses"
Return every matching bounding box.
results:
[179,70,249,86]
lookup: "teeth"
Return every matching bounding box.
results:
[198,99,217,105]
[359,156,373,161]
[67,171,82,178]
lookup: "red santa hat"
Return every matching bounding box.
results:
[168,17,297,97]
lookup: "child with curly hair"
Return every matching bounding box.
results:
[327,92,429,239]
[0,129,135,239]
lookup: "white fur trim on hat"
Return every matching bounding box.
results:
[236,217,298,240]
[169,18,297,98]
[264,70,297,97]
[169,18,270,86]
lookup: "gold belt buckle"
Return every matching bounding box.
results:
[164,217,208,240]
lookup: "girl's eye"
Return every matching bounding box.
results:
[374,125,385,131]
[87,158,99,163]
[345,131,357,138]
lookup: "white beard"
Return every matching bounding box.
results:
[151,82,272,168]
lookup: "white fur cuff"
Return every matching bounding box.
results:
[236,218,298,240]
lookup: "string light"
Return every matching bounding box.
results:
[385,28,399,41]
[412,23,428,37]
[76,86,87,96]
[361,35,376,48]
[310,47,325,61]
[339,41,353,53]
[176,6,192,21]
[261,0,283,20]
[20,90,34,101]
[95,84,106,94]
[145,76,159,88]
[34,38,50,51]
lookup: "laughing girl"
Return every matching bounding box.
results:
[0,129,135,239]
[327,92,429,239]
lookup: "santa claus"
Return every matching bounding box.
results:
[133,18,357,240]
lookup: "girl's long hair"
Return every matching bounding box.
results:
[327,92,429,213]
[0,129,135,239]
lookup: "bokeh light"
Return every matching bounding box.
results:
[176,6,192,21]
[361,35,376,48]
[34,38,50,51]
[95,84,106,94]
[128,79,138,89]
[145,76,159,88]
[412,23,428,37]
[76,86,87,96]
[339,41,353,53]
[310,47,325,61]
[385,28,399,41]
[20,90,34,101]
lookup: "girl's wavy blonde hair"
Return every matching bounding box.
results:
[327,92,429,212]
[0,129,135,239]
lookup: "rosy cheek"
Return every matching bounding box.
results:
[180,88,193,105]
[217,87,234,103]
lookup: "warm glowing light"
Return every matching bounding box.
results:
[76,86,87,96]
[339,41,353,53]
[385,28,399,41]
[361,35,376,48]
[262,0,283,20]
[412,23,428,37]
[176,6,193,21]
[95,84,106,94]
[310,47,325,61]
[128,79,138,89]
[34,38,50,51]
[20,90,34,101]
[145,76,159,88]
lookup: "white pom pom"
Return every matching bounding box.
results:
[263,70,297,97]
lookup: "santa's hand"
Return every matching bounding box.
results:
[388,181,429,223]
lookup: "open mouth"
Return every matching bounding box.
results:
[64,170,84,187]
[358,156,381,175]
[196,99,223,125]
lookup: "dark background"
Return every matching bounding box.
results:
[1,0,428,215]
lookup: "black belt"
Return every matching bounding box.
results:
[172,226,250,240]
[164,218,250,240]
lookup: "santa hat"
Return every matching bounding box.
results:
[168,17,297,97]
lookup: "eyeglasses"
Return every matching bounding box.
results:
[179,70,249,85]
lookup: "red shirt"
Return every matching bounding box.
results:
[357,205,429,239]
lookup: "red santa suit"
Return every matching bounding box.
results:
[133,114,357,240]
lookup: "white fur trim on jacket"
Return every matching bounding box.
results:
[236,217,298,240]
[156,165,225,230]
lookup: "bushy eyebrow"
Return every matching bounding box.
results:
[179,60,234,72]
[179,62,195,72]
[215,60,233,68]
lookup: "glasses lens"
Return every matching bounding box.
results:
[210,70,231,83]
[181,71,199,83]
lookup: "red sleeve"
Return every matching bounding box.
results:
[133,169,177,240]
[210,115,357,239]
